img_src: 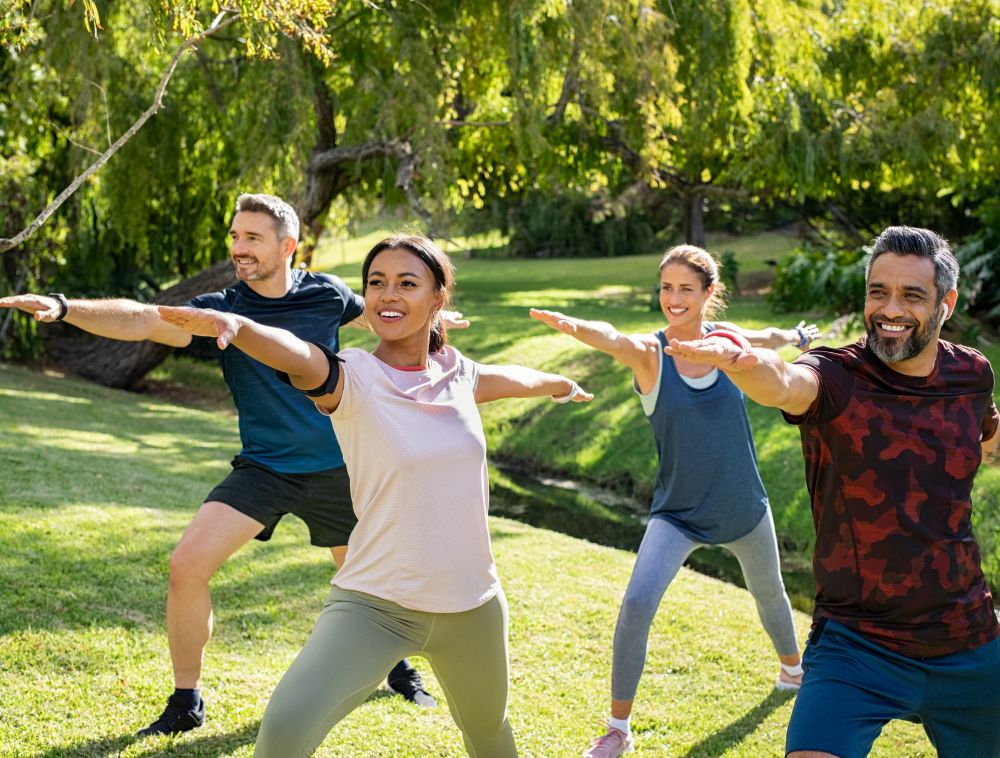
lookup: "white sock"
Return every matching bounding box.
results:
[608,716,630,734]
[780,662,804,677]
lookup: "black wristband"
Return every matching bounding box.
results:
[275,342,343,397]
[47,293,69,322]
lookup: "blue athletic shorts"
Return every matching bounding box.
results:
[786,618,1000,758]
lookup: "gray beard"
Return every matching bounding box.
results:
[865,318,936,364]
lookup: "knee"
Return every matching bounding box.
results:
[168,542,216,587]
[255,697,317,758]
[750,580,787,607]
[462,717,515,757]
[618,588,658,628]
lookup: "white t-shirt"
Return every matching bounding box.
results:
[326,346,500,613]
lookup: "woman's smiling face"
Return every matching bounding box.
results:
[364,247,443,342]
[658,262,712,326]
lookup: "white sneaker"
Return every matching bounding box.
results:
[776,665,803,692]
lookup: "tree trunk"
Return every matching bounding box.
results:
[45,259,237,390]
[295,51,347,269]
[684,193,706,248]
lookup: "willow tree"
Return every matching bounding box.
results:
[0,1,335,369]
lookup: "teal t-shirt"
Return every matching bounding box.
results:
[189,269,363,474]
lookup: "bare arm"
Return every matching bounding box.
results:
[157,306,344,410]
[666,335,820,415]
[529,308,659,390]
[714,319,821,351]
[983,427,1000,465]
[0,293,192,347]
[474,364,593,404]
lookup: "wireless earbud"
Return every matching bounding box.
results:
[939,303,950,327]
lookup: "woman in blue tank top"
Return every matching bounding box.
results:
[531,245,820,758]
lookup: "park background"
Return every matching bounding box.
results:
[2,1,999,755]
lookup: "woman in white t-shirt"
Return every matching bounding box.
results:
[159,235,591,757]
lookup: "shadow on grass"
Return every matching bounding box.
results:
[680,689,796,758]
[36,719,261,758]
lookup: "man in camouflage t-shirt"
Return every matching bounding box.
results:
[667,226,1000,758]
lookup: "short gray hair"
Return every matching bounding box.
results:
[234,193,300,242]
[866,226,959,302]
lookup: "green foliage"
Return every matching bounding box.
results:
[957,198,1000,325]
[767,243,867,314]
[718,249,740,294]
[504,190,667,258]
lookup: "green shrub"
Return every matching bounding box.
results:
[506,191,666,258]
[767,243,867,314]
[956,199,1000,325]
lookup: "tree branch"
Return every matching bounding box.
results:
[0,10,240,254]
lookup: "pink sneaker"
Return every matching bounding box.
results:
[583,724,634,757]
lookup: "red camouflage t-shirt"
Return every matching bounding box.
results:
[784,337,1000,658]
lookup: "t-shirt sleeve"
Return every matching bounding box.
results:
[780,348,853,426]
[322,275,364,325]
[329,350,371,420]
[463,354,481,393]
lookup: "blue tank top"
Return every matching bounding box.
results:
[189,269,364,474]
[640,329,768,543]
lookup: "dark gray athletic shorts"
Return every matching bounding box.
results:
[205,456,356,547]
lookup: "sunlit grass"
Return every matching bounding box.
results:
[0,362,934,756]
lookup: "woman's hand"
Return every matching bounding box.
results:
[793,320,822,349]
[158,306,242,349]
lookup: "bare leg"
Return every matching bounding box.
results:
[167,501,265,688]
[610,699,633,719]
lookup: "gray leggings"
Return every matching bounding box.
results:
[612,510,799,701]
[254,586,516,757]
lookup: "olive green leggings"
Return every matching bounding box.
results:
[254,586,517,757]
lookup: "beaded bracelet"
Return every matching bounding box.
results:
[795,325,809,349]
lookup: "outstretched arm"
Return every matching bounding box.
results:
[0,294,192,347]
[474,364,593,405]
[529,308,659,390]
[157,306,344,409]
[666,333,820,415]
[713,319,821,351]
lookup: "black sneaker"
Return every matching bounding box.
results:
[136,694,206,736]
[387,665,437,708]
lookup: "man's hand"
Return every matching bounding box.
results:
[0,294,63,322]
[666,335,761,372]
[158,306,241,349]
[439,309,470,329]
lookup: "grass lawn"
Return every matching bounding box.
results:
[0,361,936,756]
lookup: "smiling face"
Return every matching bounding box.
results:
[864,253,949,370]
[228,211,294,283]
[363,247,444,345]
[659,263,712,328]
